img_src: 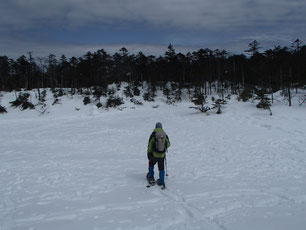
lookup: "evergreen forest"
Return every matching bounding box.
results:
[0,40,306,113]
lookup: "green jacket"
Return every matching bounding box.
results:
[147,128,170,158]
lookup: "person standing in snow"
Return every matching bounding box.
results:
[147,122,170,187]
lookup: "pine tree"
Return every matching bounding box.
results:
[163,85,173,104]
[238,87,253,102]
[190,87,210,113]
[255,88,272,115]
[245,40,262,55]
[143,83,156,102]
[211,99,227,114]
[124,84,133,98]
[171,82,182,103]
[133,84,140,96]
[291,39,303,52]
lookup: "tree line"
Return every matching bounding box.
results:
[0,39,305,95]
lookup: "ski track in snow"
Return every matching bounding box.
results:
[1,91,306,230]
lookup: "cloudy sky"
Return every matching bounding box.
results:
[1,0,305,59]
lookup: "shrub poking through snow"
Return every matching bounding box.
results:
[0,105,7,113]
[10,93,35,110]
[83,96,91,105]
[190,89,210,113]
[52,88,64,106]
[299,95,306,106]
[130,98,143,105]
[255,89,272,115]
[93,86,107,104]
[211,99,227,114]
[143,84,157,102]
[133,85,140,96]
[106,96,124,108]
[52,88,65,98]
[124,85,133,98]
[238,87,253,102]
[96,102,103,108]
[143,92,155,102]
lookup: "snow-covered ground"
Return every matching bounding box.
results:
[1,89,306,230]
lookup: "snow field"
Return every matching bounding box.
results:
[1,90,306,230]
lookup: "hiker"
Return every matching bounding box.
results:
[147,122,170,187]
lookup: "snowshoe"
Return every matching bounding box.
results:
[156,179,166,189]
[146,173,155,186]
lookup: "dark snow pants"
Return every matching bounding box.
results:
[149,157,165,171]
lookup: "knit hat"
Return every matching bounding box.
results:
[155,122,162,129]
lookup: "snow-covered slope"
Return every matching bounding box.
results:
[1,89,306,230]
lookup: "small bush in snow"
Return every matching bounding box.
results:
[130,98,143,106]
[0,105,7,113]
[21,101,35,110]
[106,96,124,108]
[93,86,107,104]
[133,86,140,96]
[190,90,210,113]
[143,92,155,102]
[116,82,121,90]
[77,88,83,95]
[107,87,116,96]
[40,89,47,102]
[52,98,60,105]
[52,88,65,97]
[211,99,227,114]
[299,95,306,106]
[83,96,91,105]
[163,87,172,104]
[124,85,133,98]
[68,88,76,95]
[255,89,272,115]
[96,102,103,108]
[10,93,35,110]
[238,88,253,102]
[171,83,182,103]
[52,89,64,105]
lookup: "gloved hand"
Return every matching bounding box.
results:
[147,152,153,160]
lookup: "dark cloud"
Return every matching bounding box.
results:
[2,0,306,30]
[1,0,306,57]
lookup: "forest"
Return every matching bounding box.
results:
[0,39,306,113]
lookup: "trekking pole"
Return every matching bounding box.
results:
[165,157,168,177]
[165,150,168,177]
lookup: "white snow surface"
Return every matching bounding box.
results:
[1,89,306,230]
